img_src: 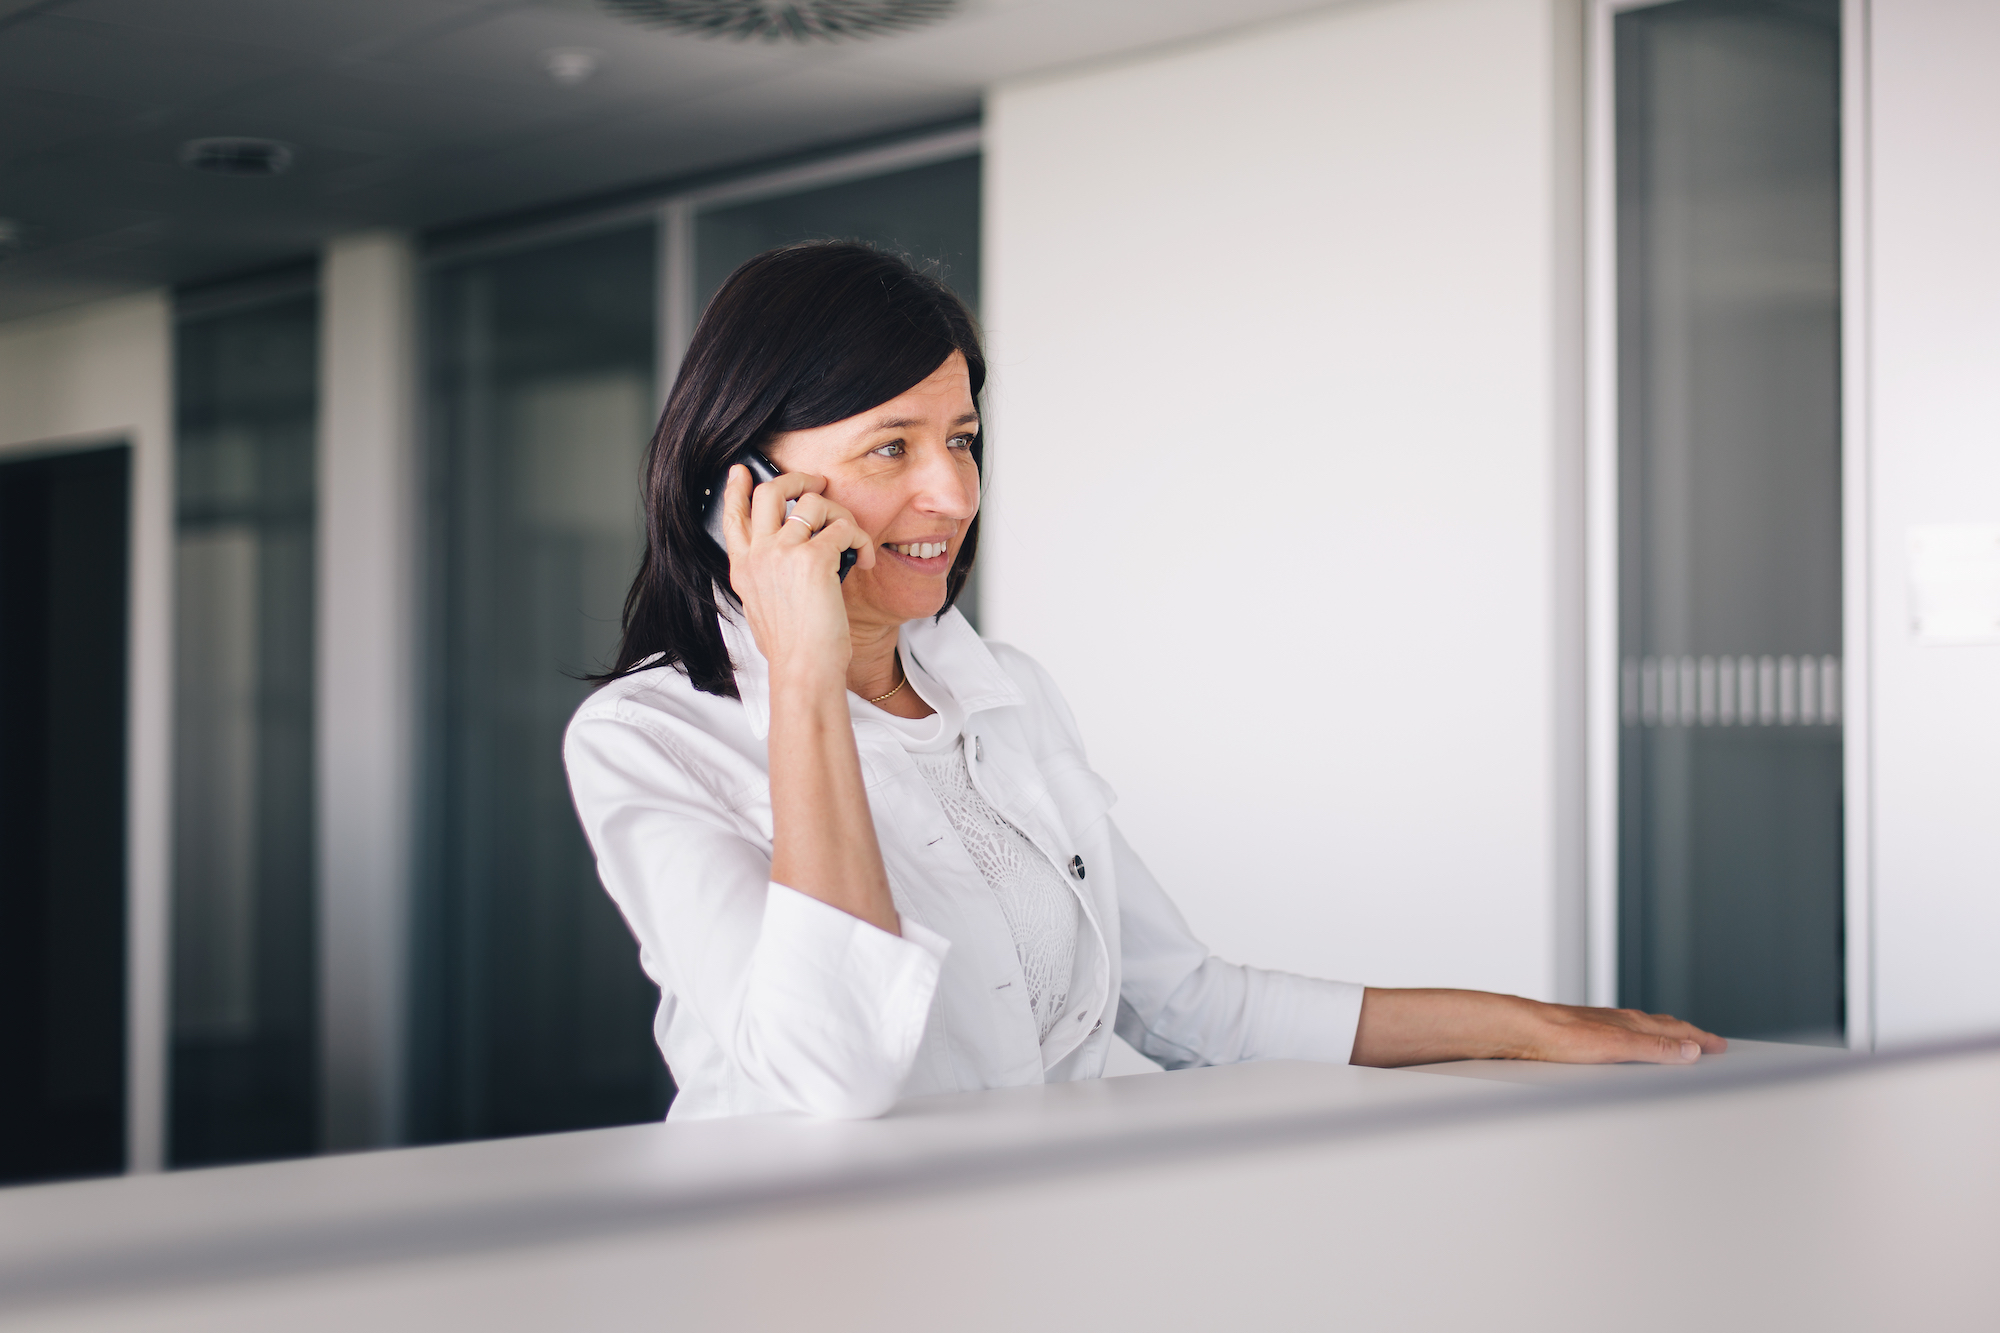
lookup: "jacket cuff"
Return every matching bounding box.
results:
[1251,972,1368,1066]
[750,882,948,1115]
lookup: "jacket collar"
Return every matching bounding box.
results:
[716,595,1023,742]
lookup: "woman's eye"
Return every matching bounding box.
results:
[949,434,977,450]
[872,442,905,458]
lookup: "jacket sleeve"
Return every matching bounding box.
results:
[1109,819,1365,1069]
[565,705,947,1119]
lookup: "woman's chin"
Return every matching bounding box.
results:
[849,568,952,625]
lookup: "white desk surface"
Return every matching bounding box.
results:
[2,1037,1993,1333]
[1403,1035,1852,1083]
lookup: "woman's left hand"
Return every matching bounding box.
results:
[1510,1000,1728,1064]
[1349,988,1728,1067]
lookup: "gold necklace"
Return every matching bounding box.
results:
[864,661,908,705]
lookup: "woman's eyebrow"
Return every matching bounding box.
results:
[865,411,981,431]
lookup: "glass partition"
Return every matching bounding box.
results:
[1615,0,1844,1040]
[695,153,981,313]
[418,223,669,1142]
[172,288,320,1165]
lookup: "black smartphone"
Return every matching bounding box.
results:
[701,447,857,582]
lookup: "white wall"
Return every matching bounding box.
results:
[983,0,1580,1000]
[0,292,174,1170]
[1867,0,2000,1045]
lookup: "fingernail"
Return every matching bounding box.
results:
[1680,1041,1700,1061]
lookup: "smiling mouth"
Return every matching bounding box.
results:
[886,541,949,560]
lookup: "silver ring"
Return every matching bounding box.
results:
[786,513,818,534]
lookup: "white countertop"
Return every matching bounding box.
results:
[2,1037,1992,1333]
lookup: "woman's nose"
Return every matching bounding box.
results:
[910,446,977,517]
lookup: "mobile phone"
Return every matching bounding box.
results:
[701,447,857,582]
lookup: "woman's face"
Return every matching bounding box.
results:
[763,351,981,631]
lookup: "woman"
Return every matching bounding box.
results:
[565,241,1724,1120]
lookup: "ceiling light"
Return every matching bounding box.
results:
[179,138,295,177]
[598,0,958,42]
[544,47,604,85]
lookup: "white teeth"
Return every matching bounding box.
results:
[893,542,946,559]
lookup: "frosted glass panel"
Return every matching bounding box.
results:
[1615,0,1843,1041]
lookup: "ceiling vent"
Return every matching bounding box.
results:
[598,0,958,42]
[179,138,296,177]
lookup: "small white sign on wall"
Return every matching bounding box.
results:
[1909,524,2000,644]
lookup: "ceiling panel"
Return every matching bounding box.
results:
[0,84,131,161]
[54,0,489,58]
[0,13,309,106]
[0,0,1342,320]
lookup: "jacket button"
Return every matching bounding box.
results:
[1070,854,1086,880]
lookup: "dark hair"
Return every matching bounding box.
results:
[594,240,985,697]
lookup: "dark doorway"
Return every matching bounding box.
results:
[0,443,131,1184]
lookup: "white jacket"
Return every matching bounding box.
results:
[563,605,1366,1120]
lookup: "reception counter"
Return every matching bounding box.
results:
[2,1037,1994,1331]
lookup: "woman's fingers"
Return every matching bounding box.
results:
[747,468,826,536]
[779,493,877,572]
[1527,1002,1726,1064]
[1550,1019,1700,1065]
[720,464,755,558]
[1653,1015,1727,1053]
[783,491,833,539]
[1621,1030,1705,1064]
[811,498,876,570]
[799,515,875,575]
[1605,1007,1729,1054]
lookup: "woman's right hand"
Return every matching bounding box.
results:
[720,464,876,692]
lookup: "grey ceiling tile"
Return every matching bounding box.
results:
[0,86,132,164]
[51,0,498,57]
[255,64,621,147]
[0,13,310,106]
[362,9,799,115]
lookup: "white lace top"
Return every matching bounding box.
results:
[911,741,1079,1040]
[862,653,1081,1045]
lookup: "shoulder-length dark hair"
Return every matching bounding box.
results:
[594,240,985,698]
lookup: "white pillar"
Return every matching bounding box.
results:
[316,232,419,1149]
